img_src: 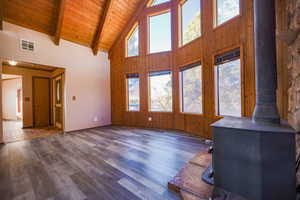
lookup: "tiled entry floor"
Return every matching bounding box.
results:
[3,120,62,143]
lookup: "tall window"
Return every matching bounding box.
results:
[126,25,139,57]
[215,48,241,117]
[180,0,201,46]
[149,71,172,112]
[180,63,202,114]
[126,74,140,111]
[216,0,240,26]
[149,12,171,53]
[149,0,170,7]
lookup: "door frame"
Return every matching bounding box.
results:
[52,73,64,129]
[32,76,51,128]
[0,59,66,143]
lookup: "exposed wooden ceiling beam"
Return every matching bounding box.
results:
[53,0,66,45]
[0,0,4,30]
[92,0,113,55]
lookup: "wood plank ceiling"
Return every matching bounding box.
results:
[2,0,143,53]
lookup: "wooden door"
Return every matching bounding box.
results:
[33,77,50,127]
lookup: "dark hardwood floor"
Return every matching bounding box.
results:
[0,126,209,200]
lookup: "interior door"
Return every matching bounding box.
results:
[33,77,50,127]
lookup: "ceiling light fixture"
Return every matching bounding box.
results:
[8,61,17,66]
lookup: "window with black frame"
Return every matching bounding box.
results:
[149,70,172,112]
[126,74,140,111]
[215,48,241,117]
[180,62,202,114]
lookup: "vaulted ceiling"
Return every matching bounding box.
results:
[1,0,143,54]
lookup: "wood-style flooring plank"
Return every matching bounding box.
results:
[0,126,209,200]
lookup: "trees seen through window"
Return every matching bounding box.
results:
[127,75,140,111]
[181,64,202,114]
[215,57,241,117]
[181,0,201,46]
[216,0,240,25]
[149,71,173,112]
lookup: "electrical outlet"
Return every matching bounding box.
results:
[148,117,152,121]
[94,116,99,122]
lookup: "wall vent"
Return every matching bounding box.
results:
[20,39,35,52]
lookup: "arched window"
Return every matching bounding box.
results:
[126,24,139,57]
[148,0,170,7]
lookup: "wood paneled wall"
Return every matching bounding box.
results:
[109,0,289,138]
[275,0,289,121]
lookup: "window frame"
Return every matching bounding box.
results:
[147,10,172,55]
[148,70,173,113]
[147,0,170,7]
[125,23,139,58]
[179,61,203,115]
[126,73,140,112]
[213,0,241,29]
[178,0,202,47]
[214,47,244,117]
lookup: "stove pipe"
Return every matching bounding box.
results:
[252,0,280,124]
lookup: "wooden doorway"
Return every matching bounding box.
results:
[33,77,50,128]
[1,60,66,143]
[53,74,64,129]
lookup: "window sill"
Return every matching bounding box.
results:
[213,15,242,32]
[215,114,242,119]
[149,111,173,113]
[178,36,202,49]
[147,50,172,56]
[180,112,204,117]
[126,110,140,113]
[125,55,139,59]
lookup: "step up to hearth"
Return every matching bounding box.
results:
[168,151,213,200]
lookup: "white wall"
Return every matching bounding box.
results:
[2,78,22,120]
[0,22,111,132]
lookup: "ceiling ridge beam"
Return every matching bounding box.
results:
[53,0,67,45]
[0,0,4,30]
[92,0,113,56]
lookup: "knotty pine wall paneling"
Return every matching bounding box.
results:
[109,0,257,139]
[275,0,289,120]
